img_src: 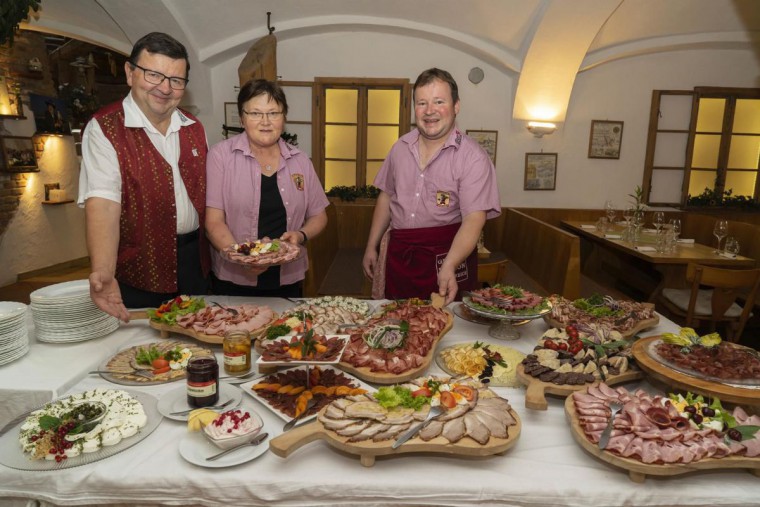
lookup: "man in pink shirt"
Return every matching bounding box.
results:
[363,68,501,304]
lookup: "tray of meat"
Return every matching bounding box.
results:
[257,333,349,366]
[565,383,760,482]
[149,303,277,345]
[544,294,659,339]
[223,238,303,267]
[463,285,549,318]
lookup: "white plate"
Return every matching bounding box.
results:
[179,426,270,468]
[256,334,349,366]
[157,383,244,422]
[0,301,27,319]
[29,280,90,301]
[239,365,374,424]
[0,390,161,470]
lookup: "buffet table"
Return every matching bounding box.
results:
[1,297,759,507]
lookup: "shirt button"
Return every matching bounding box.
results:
[415,193,419,197]
[411,213,415,217]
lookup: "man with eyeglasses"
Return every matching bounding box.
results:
[78,32,209,321]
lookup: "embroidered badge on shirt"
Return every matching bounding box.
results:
[292,173,305,191]
[192,148,198,157]
[455,133,462,145]
[436,191,451,207]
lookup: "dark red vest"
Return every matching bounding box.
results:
[95,102,210,293]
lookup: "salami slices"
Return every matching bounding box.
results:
[223,238,302,266]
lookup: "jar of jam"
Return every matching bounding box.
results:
[186,356,219,407]
[223,330,251,375]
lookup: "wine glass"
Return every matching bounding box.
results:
[623,206,634,226]
[604,200,616,224]
[652,211,665,233]
[669,218,681,240]
[713,220,728,254]
[725,237,740,257]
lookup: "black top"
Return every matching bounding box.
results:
[256,173,286,289]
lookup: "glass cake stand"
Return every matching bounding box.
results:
[462,297,551,340]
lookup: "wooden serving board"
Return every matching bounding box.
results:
[632,336,760,407]
[149,319,270,345]
[564,393,760,482]
[517,363,643,411]
[336,310,454,385]
[269,404,521,467]
[543,313,659,340]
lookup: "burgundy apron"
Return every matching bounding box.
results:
[385,223,478,300]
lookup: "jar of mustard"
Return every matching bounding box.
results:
[223,330,252,375]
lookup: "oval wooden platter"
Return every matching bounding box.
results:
[543,304,659,339]
[564,393,760,483]
[335,309,454,385]
[516,363,643,411]
[632,336,760,407]
[269,404,521,467]
[148,318,271,346]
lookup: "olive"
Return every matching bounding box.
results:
[727,428,742,441]
[692,413,703,424]
[702,407,716,417]
[683,405,697,415]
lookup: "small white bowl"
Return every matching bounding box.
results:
[202,410,263,450]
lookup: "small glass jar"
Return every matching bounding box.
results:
[223,330,252,375]
[186,356,219,408]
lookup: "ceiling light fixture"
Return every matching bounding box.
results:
[527,121,557,138]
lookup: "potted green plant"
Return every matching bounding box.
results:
[0,0,41,47]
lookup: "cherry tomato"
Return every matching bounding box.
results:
[569,343,583,355]
[452,385,476,401]
[152,366,171,375]
[152,358,169,370]
[543,340,557,350]
[412,386,432,398]
[557,342,568,351]
[440,391,457,409]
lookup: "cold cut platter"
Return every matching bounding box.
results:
[149,303,277,345]
[544,295,659,339]
[517,325,642,410]
[564,383,760,482]
[97,340,214,385]
[336,301,454,384]
[269,377,521,467]
[632,336,760,407]
[222,238,303,267]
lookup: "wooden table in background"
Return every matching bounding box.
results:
[477,251,508,287]
[562,220,755,301]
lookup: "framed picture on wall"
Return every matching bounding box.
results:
[588,120,624,159]
[28,93,71,135]
[524,152,557,190]
[0,136,38,172]
[0,78,24,118]
[224,102,241,128]
[466,129,498,164]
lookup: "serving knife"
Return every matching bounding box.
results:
[392,405,444,450]
[206,432,269,461]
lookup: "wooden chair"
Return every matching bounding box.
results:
[478,253,508,287]
[659,263,760,342]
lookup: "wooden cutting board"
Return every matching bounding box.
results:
[269,404,521,467]
[631,336,760,407]
[336,310,454,385]
[543,307,659,339]
[564,392,760,482]
[517,363,643,410]
[148,314,273,345]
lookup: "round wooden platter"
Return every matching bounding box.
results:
[563,393,760,483]
[335,309,454,385]
[632,336,760,407]
[516,363,643,411]
[269,404,521,467]
[543,306,659,339]
[148,319,270,346]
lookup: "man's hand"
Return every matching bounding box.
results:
[89,271,130,322]
[362,249,378,280]
[437,266,459,305]
[280,231,302,245]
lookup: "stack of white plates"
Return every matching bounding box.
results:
[30,280,119,343]
[0,301,29,365]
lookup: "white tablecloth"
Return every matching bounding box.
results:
[1,298,759,507]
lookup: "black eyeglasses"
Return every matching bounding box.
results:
[129,61,189,90]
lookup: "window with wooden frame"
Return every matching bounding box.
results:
[643,87,760,206]
[313,78,411,190]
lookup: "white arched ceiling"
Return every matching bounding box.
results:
[513,0,623,123]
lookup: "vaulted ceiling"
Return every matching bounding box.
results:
[20,0,760,122]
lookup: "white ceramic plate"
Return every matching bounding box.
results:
[157,383,244,422]
[256,334,349,366]
[0,301,27,319]
[179,425,270,468]
[29,280,90,301]
[0,390,161,470]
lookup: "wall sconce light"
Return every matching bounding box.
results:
[527,121,557,138]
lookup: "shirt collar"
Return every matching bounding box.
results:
[404,126,463,151]
[123,92,195,135]
[231,134,302,160]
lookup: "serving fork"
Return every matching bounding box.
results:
[89,369,154,379]
[170,398,233,417]
[598,401,623,450]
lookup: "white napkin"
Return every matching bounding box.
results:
[719,252,737,259]
[634,245,656,252]
[604,234,622,239]
[580,224,596,229]
[642,228,658,233]
[676,238,695,244]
